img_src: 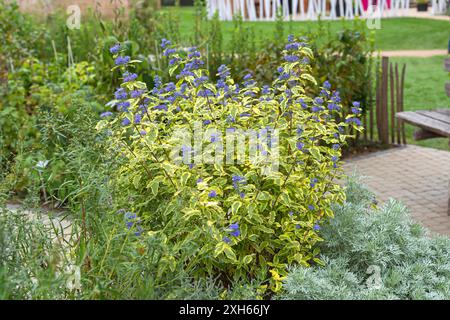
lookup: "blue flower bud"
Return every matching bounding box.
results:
[115,56,130,66]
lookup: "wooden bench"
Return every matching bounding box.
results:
[396,109,450,146]
[446,58,450,97]
[396,58,450,215]
[447,58,450,216]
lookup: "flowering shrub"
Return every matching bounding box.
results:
[97,36,363,292]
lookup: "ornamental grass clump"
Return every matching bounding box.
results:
[97,37,363,292]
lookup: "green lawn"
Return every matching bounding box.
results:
[170,7,450,51]
[390,55,450,151]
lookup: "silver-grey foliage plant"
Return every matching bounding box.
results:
[279,176,450,300]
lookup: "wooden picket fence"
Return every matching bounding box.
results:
[363,56,407,145]
[207,0,449,21]
[431,0,449,14]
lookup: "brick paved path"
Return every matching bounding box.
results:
[379,50,448,58]
[403,9,450,21]
[344,145,450,236]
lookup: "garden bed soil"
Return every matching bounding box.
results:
[342,142,398,160]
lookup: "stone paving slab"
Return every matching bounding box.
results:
[344,145,450,236]
[6,203,73,241]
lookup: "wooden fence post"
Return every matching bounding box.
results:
[389,62,396,144]
[380,56,390,144]
[400,64,407,144]
[375,60,380,142]
[395,63,401,145]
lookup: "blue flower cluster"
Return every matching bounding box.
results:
[229,223,240,237]
[285,55,299,63]
[344,101,363,125]
[110,43,121,54]
[124,212,143,236]
[351,101,361,114]
[223,223,241,243]
[232,175,246,198]
[331,155,339,168]
[100,111,113,118]
[118,101,130,112]
[283,35,306,63]
[131,90,144,98]
[115,56,130,66]
[123,71,138,83]
[218,64,230,79]
[194,75,208,88]
[115,87,127,100]
[208,190,217,198]
[176,47,205,80]
[164,48,176,57]
[107,43,151,125]
[345,117,362,126]
[161,38,171,49]
[210,132,220,143]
